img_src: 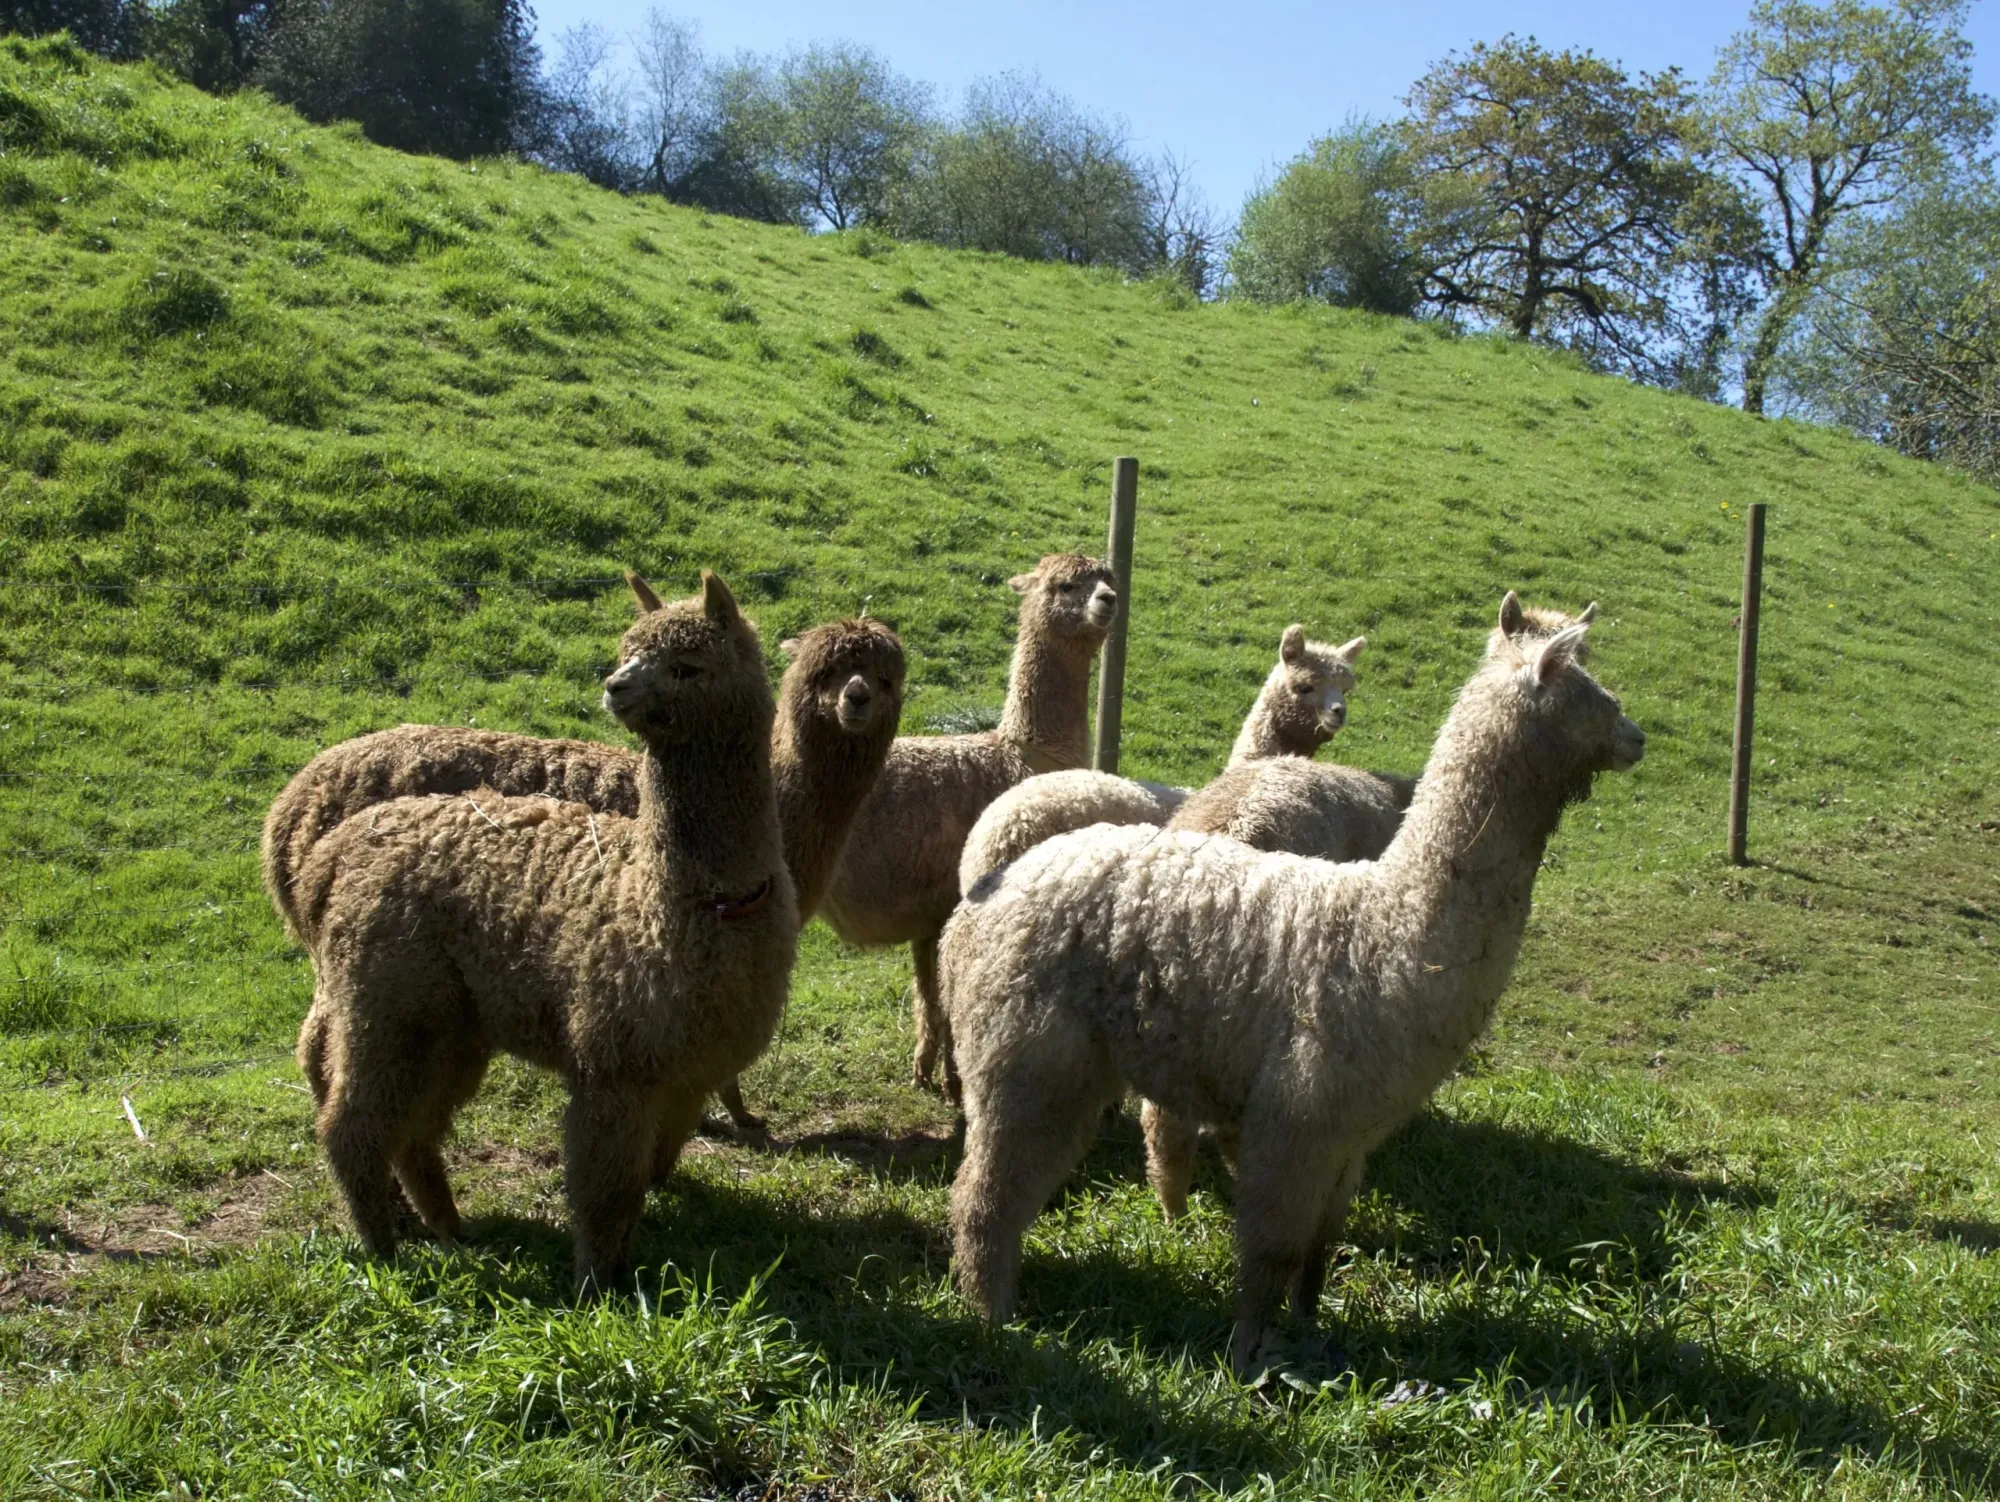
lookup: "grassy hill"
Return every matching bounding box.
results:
[2,33,1998,1498]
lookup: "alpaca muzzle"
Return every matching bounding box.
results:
[1086,585,1119,627]
[836,675,874,730]
[1609,716,1646,771]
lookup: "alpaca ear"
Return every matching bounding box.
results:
[1498,591,1524,637]
[701,570,741,624]
[778,637,800,657]
[1577,602,1599,624]
[1531,623,1590,685]
[626,571,664,615]
[1007,573,1036,594]
[1280,625,1305,663]
[1336,635,1367,663]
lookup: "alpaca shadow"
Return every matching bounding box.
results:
[770,1121,961,1185]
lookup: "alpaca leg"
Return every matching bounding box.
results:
[715,1076,764,1132]
[315,1006,430,1260]
[909,932,952,1094]
[647,1088,709,1189]
[566,1081,668,1291]
[390,1038,489,1244]
[1141,1100,1200,1222]
[951,1045,1119,1323]
[1227,1128,1338,1377]
[1291,1154,1366,1322]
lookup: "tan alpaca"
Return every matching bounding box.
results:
[955,625,1365,899]
[1228,627,1368,765]
[817,553,1118,1092]
[296,573,800,1288]
[272,616,905,1130]
[938,598,1644,1376]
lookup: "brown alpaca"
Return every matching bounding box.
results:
[273,618,906,1130]
[817,553,1118,1093]
[295,572,799,1288]
[938,598,1643,1375]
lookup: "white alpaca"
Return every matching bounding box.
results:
[956,627,1365,898]
[938,598,1644,1375]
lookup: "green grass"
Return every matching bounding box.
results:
[3,33,1999,1499]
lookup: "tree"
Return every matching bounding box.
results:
[1227,120,1428,314]
[148,0,283,91]
[1781,182,2000,477]
[1142,149,1224,298]
[256,0,541,159]
[533,22,634,190]
[887,74,1151,270]
[773,41,928,230]
[628,8,705,197]
[0,0,145,57]
[1705,0,1995,414]
[1404,36,1726,379]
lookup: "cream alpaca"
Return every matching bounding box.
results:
[956,624,1365,899]
[937,597,1643,1375]
[295,573,799,1288]
[818,553,1118,1092]
[271,614,905,1130]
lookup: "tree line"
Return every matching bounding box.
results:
[3,0,1994,481]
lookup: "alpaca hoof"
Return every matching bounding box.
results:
[725,1106,768,1134]
[1230,1323,1287,1383]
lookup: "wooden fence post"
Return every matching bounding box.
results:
[1092,456,1139,774]
[1728,502,1767,866]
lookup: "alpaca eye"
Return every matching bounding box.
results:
[878,675,894,690]
[670,663,700,681]
[1295,685,1313,696]
[1058,582,1074,593]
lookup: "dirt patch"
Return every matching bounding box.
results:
[0,1171,299,1310]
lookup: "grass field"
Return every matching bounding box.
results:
[3,33,1999,1499]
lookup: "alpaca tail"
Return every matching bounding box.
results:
[261,774,348,950]
[296,1000,331,1107]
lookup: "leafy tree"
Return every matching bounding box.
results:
[1704,0,1995,414]
[147,0,282,91]
[1227,120,1428,314]
[888,74,1150,270]
[1781,182,2000,476]
[256,0,541,159]
[774,41,928,230]
[0,0,145,57]
[1404,36,1728,379]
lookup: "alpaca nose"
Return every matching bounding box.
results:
[1090,585,1119,620]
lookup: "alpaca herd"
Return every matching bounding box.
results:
[264,554,1641,1374]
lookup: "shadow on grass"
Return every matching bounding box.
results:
[422,1107,2000,1491]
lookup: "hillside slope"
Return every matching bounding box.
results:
[4,39,2000,1499]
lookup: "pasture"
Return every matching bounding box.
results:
[2,37,1999,1498]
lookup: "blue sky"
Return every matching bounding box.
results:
[527,0,2000,217]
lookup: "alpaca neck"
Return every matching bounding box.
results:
[1363,691,1575,1066]
[772,714,886,919]
[996,629,1096,772]
[1228,677,1316,765]
[636,730,782,900]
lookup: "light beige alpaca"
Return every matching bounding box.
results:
[270,616,905,1131]
[295,573,800,1288]
[818,553,1118,1092]
[956,626,1365,898]
[1142,592,1599,1216]
[939,597,1643,1375]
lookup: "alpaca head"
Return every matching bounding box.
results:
[1265,625,1367,749]
[1489,590,1598,661]
[603,570,772,745]
[1476,597,1644,804]
[778,617,906,741]
[1009,553,1119,647]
